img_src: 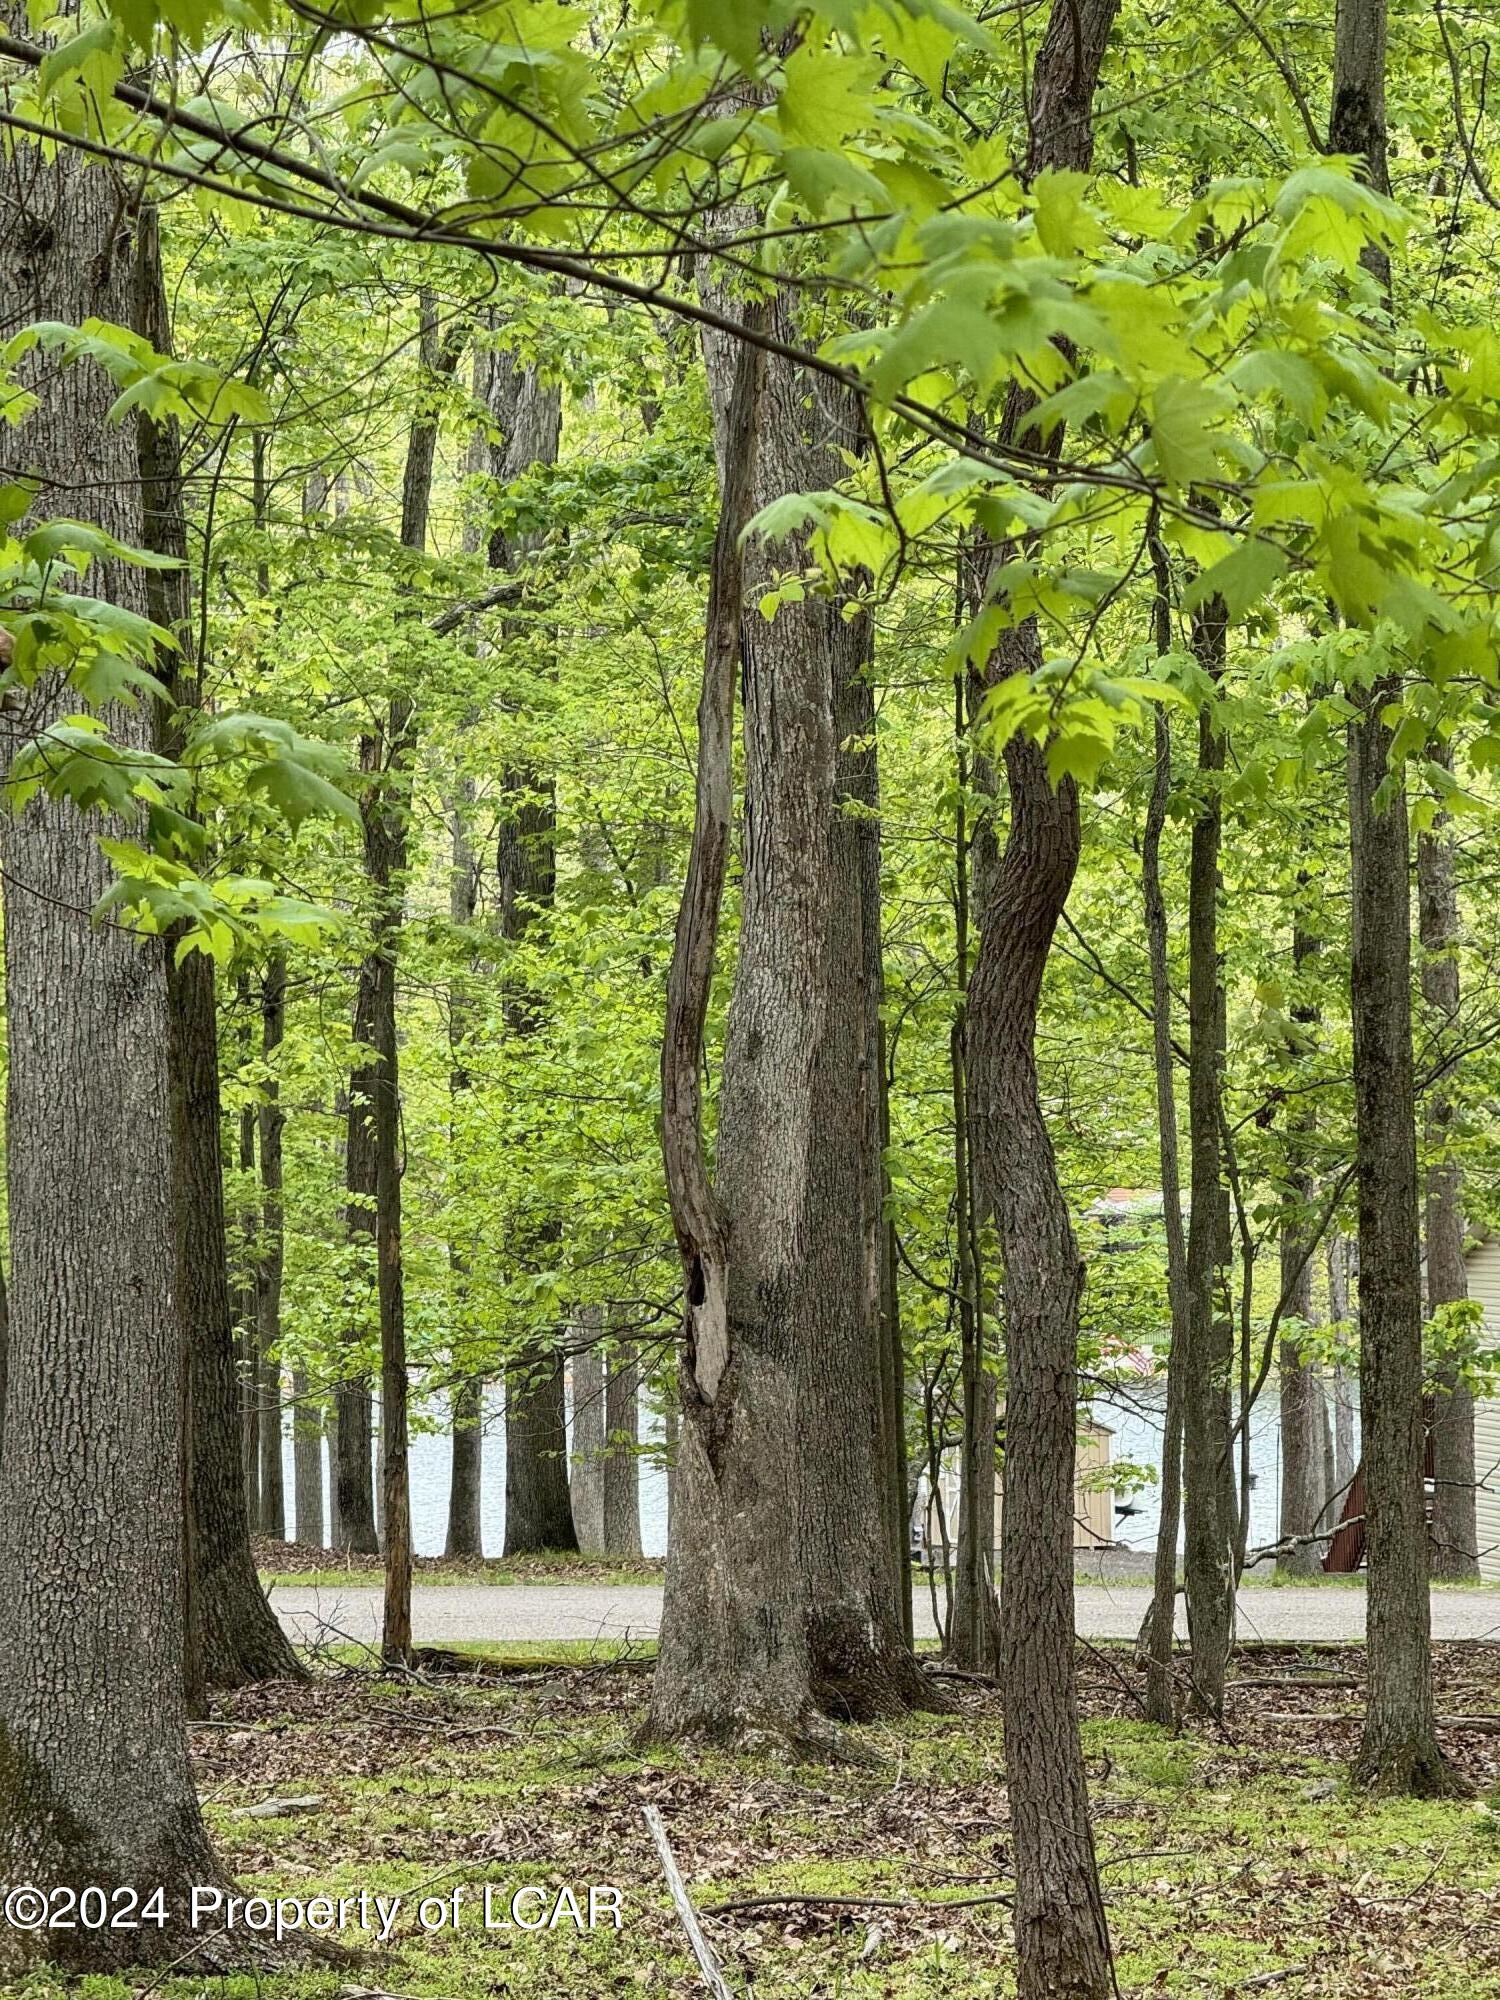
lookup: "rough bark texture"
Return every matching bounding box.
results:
[949,678,1001,1676]
[1334,0,1454,1795]
[603,1343,643,1557]
[651,284,929,1745]
[1277,923,1326,1580]
[444,671,484,1563]
[0,105,231,1968]
[963,7,1120,1991]
[1181,604,1235,1717]
[968,706,1112,2000]
[135,209,301,1685]
[1348,686,1450,1790]
[569,1327,607,1554]
[1419,756,1478,1579]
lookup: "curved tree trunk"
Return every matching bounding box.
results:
[968,717,1112,2000]
[963,4,1120,1991]
[0,99,233,1968]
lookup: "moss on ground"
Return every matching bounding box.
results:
[7,1642,1500,1998]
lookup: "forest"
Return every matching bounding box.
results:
[4,0,1500,1994]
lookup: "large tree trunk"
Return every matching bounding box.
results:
[1332,0,1455,1796]
[0,99,232,1968]
[135,208,301,1684]
[1277,923,1326,1579]
[1420,755,1478,1579]
[651,287,927,1744]
[603,1342,643,1557]
[1181,602,1236,1717]
[255,956,288,1540]
[444,696,485,1562]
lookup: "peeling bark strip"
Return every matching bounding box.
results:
[134,209,303,1688]
[1333,0,1454,1797]
[966,0,1119,1993]
[0,67,230,1964]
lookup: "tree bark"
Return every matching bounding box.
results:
[291,1371,325,1550]
[603,1343,643,1557]
[444,1374,485,1560]
[651,281,929,1743]
[1181,601,1235,1717]
[0,97,232,1968]
[504,1354,576,1554]
[569,1320,607,1554]
[949,673,1000,1676]
[1277,923,1326,1580]
[964,8,1120,1991]
[1419,752,1478,1579]
[255,956,288,1540]
[1140,542,1190,1726]
[1333,0,1455,1795]
[135,207,301,1684]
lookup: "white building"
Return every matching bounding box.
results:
[1466,1239,1500,1580]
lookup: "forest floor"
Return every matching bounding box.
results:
[13,1643,1500,1998]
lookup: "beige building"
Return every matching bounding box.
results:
[921,1415,1115,1557]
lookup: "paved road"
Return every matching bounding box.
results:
[270,1581,1500,1650]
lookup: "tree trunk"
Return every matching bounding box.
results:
[291,1371,324,1550]
[1277,923,1325,1579]
[569,1321,607,1554]
[1140,545,1190,1726]
[135,208,301,1684]
[1419,753,1478,1579]
[481,337,577,1556]
[1332,0,1454,1796]
[1181,602,1235,1717]
[236,1012,260,1530]
[444,1374,485,1560]
[949,677,1002,1676]
[651,287,928,1745]
[0,100,232,1968]
[603,1342,642,1557]
[504,1354,577,1553]
[255,956,288,1540]
[968,715,1112,2000]
[962,8,1120,1992]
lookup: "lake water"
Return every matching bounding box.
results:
[278,1374,1355,1561]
